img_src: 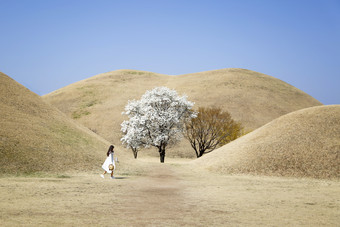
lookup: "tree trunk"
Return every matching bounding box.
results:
[131,147,138,159]
[159,147,165,163]
[194,148,199,158]
[198,149,205,158]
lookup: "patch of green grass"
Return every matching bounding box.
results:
[72,85,101,119]
[72,110,91,119]
[125,71,146,75]
[119,171,144,176]
[56,174,71,178]
[81,99,98,108]
[49,123,91,147]
[0,171,52,178]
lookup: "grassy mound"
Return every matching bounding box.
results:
[43,68,322,158]
[0,72,111,174]
[194,105,340,179]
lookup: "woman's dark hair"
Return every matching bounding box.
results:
[107,145,114,156]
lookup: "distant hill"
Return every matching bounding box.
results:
[43,68,322,158]
[193,105,340,179]
[0,72,111,174]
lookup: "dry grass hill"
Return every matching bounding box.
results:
[43,68,322,158]
[0,72,113,174]
[194,105,340,179]
[0,71,338,225]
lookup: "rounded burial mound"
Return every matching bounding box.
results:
[194,105,340,179]
[0,72,110,174]
[167,68,322,130]
[42,68,322,158]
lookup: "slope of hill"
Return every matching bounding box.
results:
[193,105,340,179]
[0,72,112,174]
[42,68,322,158]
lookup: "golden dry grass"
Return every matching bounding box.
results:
[194,105,340,179]
[42,68,322,158]
[0,70,338,225]
[0,72,113,174]
[0,161,339,226]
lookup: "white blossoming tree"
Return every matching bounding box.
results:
[121,87,196,163]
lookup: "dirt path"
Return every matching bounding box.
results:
[0,161,339,226]
[113,164,193,226]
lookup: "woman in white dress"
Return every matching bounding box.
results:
[101,145,116,179]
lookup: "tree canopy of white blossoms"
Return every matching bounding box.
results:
[121,87,196,163]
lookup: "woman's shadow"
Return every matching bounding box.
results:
[114,176,128,180]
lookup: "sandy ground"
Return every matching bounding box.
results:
[0,159,339,227]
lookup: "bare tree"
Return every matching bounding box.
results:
[184,107,243,158]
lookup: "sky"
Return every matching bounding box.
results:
[1,0,339,104]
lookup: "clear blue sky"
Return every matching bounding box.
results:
[1,0,339,104]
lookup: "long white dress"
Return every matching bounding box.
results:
[102,152,116,173]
